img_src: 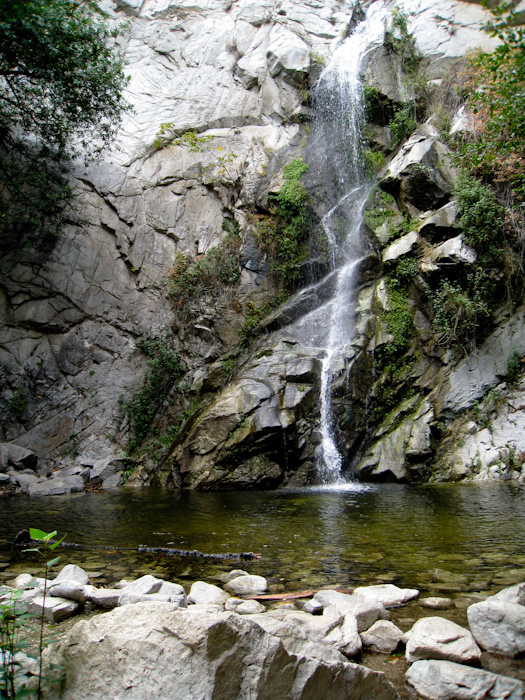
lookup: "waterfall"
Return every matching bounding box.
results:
[290,3,388,484]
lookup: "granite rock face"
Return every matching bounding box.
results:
[1,0,515,490]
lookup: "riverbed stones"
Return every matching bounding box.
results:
[223,574,268,595]
[188,580,230,606]
[420,597,454,610]
[405,659,525,700]
[50,580,88,605]
[225,598,266,614]
[118,575,186,606]
[303,590,386,633]
[354,584,419,608]
[467,598,525,657]
[55,564,89,586]
[253,607,362,657]
[87,588,121,609]
[405,617,481,665]
[41,603,398,700]
[361,620,404,654]
[28,596,79,623]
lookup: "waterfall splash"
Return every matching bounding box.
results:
[291,3,387,485]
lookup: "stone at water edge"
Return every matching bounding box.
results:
[405,616,481,665]
[224,569,249,582]
[405,659,525,700]
[87,588,121,609]
[304,590,386,632]
[420,597,454,610]
[40,602,399,700]
[353,584,419,607]
[491,582,525,606]
[360,620,404,654]
[467,599,525,657]
[223,574,268,595]
[55,564,89,586]
[225,598,266,614]
[49,580,88,604]
[188,580,230,606]
[27,596,79,623]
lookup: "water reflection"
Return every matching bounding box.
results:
[0,483,524,595]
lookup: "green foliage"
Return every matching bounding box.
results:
[364,148,386,174]
[363,190,396,231]
[0,0,129,246]
[384,7,421,75]
[1,587,28,699]
[453,172,505,262]
[374,284,413,375]
[154,127,214,151]
[9,388,27,420]
[432,277,492,350]
[239,294,288,345]
[364,85,393,125]
[506,351,523,388]
[167,222,241,310]
[460,1,525,198]
[124,337,186,451]
[389,103,417,145]
[260,157,312,287]
[386,256,419,289]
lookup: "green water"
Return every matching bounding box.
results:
[1,482,524,597]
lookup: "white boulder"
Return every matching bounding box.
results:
[405,617,481,665]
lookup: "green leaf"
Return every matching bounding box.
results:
[29,528,49,541]
[48,534,66,551]
[46,556,61,569]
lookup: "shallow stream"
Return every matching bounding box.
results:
[1,482,524,601]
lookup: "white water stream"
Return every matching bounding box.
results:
[290,4,388,484]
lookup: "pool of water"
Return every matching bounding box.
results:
[1,482,524,597]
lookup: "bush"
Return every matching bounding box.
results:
[389,103,417,145]
[384,7,421,75]
[259,157,312,288]
[167,221,241,310]
[124,338,186,450]
[432,277,492,350]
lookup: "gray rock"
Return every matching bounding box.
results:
[56,564,89,586]
[405,616,481,665]
[361,620,404,654]
[223,574,268,595]
[119,592,187,607]
[467,599,525,657]
[353,584,419,608]
[303,590,386,633]
[118,575,186,606]
[0,443,38,471]
[229,598,266,614]
[188,581,230,606]
[253,607,362,658]
[28,596,79,622]
[49,580,88,604]
[405,659,525,700]
[41,603,398,700]
[225,569,249,582]
[420,597,454,610]
[87,588,121,609]
[491,582,525,606]
[382,231,419,264]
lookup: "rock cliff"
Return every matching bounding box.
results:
[1,0,523,491]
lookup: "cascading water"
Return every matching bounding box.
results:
[290,3,388,484]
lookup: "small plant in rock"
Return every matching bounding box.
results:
[123,336,186,451]
[384,7,421,75]
[24,529,66,700]
[505,351,523,388]
[432,278,492,351]
[389,103,417,145]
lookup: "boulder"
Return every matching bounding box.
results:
[55,564,89,586]
[431,235,476,267]
[28,596,79,623]
[188,581,230,606]
[266,27,310,87]
[50,580,88,605]
[225,598,266,614]
[420,597,454,610]
[405,659,524,700]
[361,620,404,654]
[252,607,362,658]
[303,590,386,633]
[118,576,186,607]
[405,617,481,665]
[491,582,525,606]
[467,599,525,657]
[41,603,398,700]
[381,124,455,211]
[353,584,419,608]
[87,588,121,609]
[223,574,268,595]
[0,443,38,471]
[382,231,419,264]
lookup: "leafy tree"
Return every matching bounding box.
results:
[461,0,525,200]
[0,0,129,247]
